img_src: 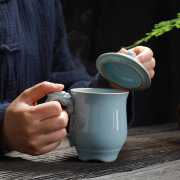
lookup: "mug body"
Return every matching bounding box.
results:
[69,88,129,162]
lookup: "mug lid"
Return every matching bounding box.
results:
[96,51,151,91]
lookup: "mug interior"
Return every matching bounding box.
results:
[70,88,128,94]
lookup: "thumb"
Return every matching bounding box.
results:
[118,48,127,54]
[21,81,64,105]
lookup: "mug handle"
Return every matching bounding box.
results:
[46,91,74,114]
[46,91,75,146]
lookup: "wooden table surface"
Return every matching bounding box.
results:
[0,123,180,180]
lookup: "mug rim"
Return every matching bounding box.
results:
[70,88,129,95]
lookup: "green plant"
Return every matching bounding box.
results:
[124,13,180,49]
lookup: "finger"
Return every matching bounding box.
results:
[136,49,153,63]
[141,58,156,70]
[118,48,127,54]
[147,69,155,79]
[130,46,145,54]
[130,46,153,63]
[40,141,61,155]
[22,81,64,105]
[31,141,61,155]
[40,128,67,147]
[40,110,68,134]
[31,101,62,121]
[130,46,153,55]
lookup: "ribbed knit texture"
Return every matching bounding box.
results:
[0,0,134,153]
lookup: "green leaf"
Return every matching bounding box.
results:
[124,13,180,49]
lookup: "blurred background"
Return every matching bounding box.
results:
[60,0,180,127]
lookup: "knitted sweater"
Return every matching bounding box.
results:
[0,0,134,153]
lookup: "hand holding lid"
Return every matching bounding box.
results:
[96,51,151,91]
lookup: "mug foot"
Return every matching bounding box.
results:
[76,147,120,162]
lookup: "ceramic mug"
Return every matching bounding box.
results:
[46,88,129,162]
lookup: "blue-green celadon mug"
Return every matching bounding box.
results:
[46,88,129,162]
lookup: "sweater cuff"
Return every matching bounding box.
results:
[0,102,10,155]
[0,102,10,126]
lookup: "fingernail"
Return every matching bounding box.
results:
[121,48,126,51]
[54,83,64,88]
[119,48,127,54]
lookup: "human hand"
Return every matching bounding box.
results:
[0,82,68,155]
[110,46,155,90]
[119,46,155,78]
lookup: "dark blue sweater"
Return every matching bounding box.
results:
[0,0,134,152]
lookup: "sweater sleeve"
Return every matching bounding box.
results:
[0,102,11,155]
[0,102,10,126]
